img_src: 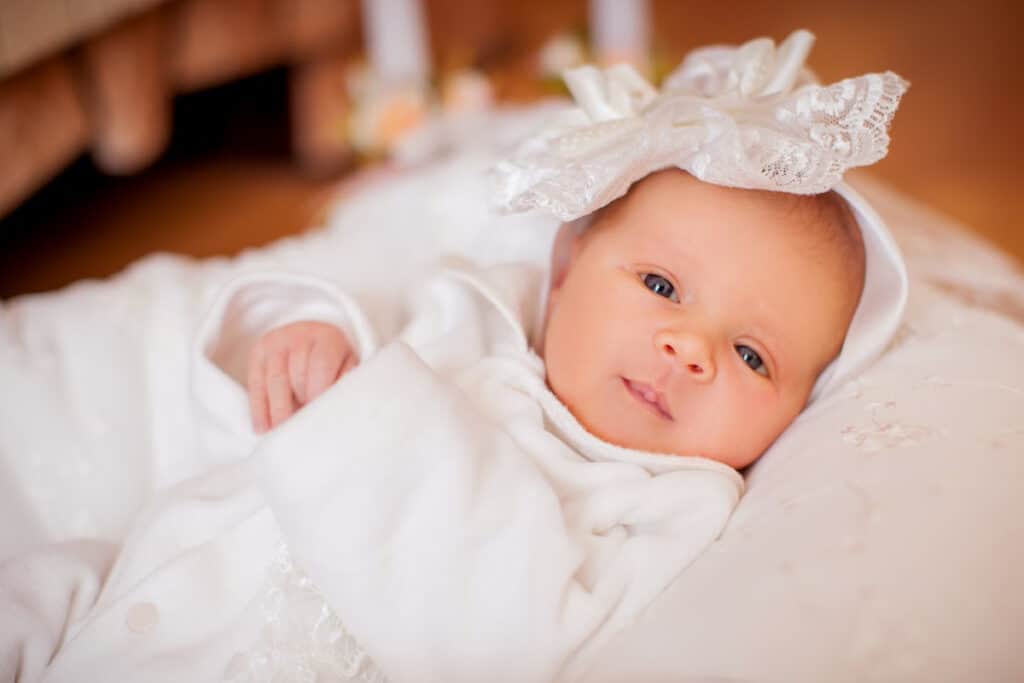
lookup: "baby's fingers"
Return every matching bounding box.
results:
[339,351,358,377]
[305,343,346,402]
[248,345,270,433]
[287,341,311,404]
[265,349,296,429]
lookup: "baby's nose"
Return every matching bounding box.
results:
[654,329,716,381]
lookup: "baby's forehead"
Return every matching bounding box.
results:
[618,170,861,257]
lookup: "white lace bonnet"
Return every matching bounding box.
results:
[492,29,910,401]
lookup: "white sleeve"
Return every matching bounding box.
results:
[190,272,379,459]
[257,342,738,683]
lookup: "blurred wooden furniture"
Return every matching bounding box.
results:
[0,0,1020,300]
[0,0,361,218]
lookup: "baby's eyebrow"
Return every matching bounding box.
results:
[633,239,695,282]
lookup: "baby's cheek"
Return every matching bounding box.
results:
[744,397,805,465]
[692,383,783,467]
[542,329,586,406]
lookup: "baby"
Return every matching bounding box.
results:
[249,168,865,470]
[4,30,908,683]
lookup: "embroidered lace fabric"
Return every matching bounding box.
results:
[491,29,908,221]
[225,543,387,683]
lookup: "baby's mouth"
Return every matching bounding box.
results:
[621,378,673,421]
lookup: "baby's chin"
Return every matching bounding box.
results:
[571,399,767,469]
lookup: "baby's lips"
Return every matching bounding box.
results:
[623,377,674,420]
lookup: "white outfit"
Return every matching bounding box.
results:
[3,257,741,683]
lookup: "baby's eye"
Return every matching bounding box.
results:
[736,345,769,377]
[642,273,678,302]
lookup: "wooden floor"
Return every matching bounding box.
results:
[2,0,1022,298]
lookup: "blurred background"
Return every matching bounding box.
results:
[1,0,1021,297]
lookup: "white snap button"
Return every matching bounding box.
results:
[125,602,159,634]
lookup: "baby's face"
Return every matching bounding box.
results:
[542,170,861,469]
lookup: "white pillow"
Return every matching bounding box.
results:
[584,176,1024,682]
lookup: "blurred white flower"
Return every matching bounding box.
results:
[442,70,494,114]
[538,33,587,78]
[346,63,431,157]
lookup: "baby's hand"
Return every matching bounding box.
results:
[247,321,358,433]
